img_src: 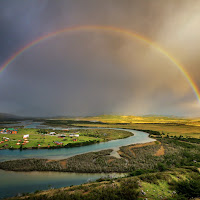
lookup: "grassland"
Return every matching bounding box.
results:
[0,128,131,149]
[82,115,200,125]
[44,115,200,138]
[4,167,200,200]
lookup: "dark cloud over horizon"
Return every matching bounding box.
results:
[0,0,200,117]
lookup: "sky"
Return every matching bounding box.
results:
[0,0,200,117]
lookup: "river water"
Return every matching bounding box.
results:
[0,121,155,199]
[0,170,125,199]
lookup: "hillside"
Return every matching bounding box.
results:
[5,167,200,200]
[0,113,22,121]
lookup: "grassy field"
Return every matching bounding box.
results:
[44,115,200,138]
[124,123,200,138]
[4,167,200,200]
[0,128,131,149]
[50,115,200,124]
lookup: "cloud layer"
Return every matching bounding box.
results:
[0,0,200,117]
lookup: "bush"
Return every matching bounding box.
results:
[175,176,200,199]
[129,169,155,176]
[157,162,167,172]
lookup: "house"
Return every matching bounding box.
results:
[12,130,18,134]
[74,134,79,137]
[58,135,66,138]
[69,134,79,137]
[54,141,63,145]
[23,134,29,139]
[7,128,16,134]
[3,137,9,140]
[6,130,12,134]
[0,129,6,134]
[3,137,10,141]
[73,138,77,142]
[49,132,56,135]
[7,128,14,131]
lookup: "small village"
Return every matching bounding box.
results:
[0,127,130,150]
[0,128,82,149]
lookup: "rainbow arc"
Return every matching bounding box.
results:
[1,25,199,103]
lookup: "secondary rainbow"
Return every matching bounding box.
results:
[1,25,200,103]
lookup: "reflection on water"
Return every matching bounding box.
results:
[0,170,124,199]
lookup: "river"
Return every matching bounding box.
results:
[0,170,125,199]
[0,121,155,199]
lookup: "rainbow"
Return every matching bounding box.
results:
[1,25,200,103]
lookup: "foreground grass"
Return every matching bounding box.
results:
[4,167,200,200]
[0,128,131,149]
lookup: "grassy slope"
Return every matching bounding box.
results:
[5,167,200,200]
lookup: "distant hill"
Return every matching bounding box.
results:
[0,113,22,120]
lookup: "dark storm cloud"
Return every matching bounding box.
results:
[0,0,200,117]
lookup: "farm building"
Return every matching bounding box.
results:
[1,128,18,134]
[2,137,9,141]
[49,132,56,135]
[58,135,66,138]
[12,130,18,134]
[54,141,63,145]
[23,134,29,139]
[69,134,79,137]
[0,129,6,134]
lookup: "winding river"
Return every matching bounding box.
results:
[0,121,155,199]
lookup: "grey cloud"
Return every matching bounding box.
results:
[0,0,200,117]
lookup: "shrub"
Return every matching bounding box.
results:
[157,162,167,172]
[175,177,200,199]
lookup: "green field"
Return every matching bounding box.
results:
[0,128,131,149]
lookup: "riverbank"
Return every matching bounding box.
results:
[4,167,200,200]
[1,137,199,173]
[0,169,125,200]
[0,139,101,151]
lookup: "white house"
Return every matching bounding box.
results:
[74,134,79,137]
[69,134,79,137]
[23,134,29,139]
